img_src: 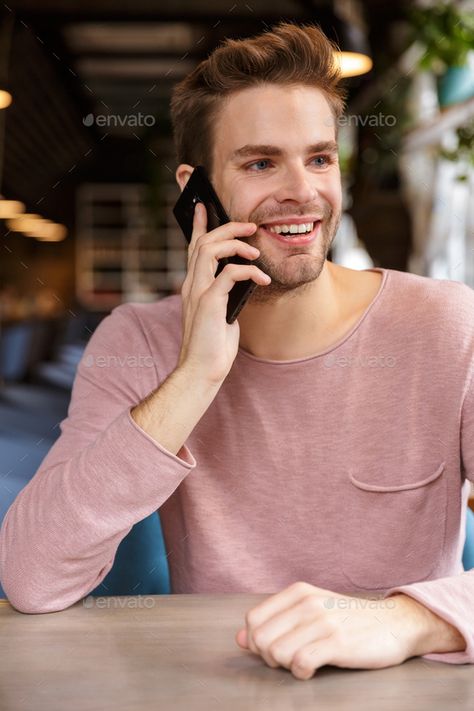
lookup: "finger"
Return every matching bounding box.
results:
[235,628,248,649]
[266,619,333,669]
[187,220,257,279]
[246,583,316,631]
[291,639,334,681]
[249,604,306,662]
[190,202,207,242]
[205,263,271,301]
[245,583,315,654]
[187,202,208,269]
[250,595,328,665]
[191,240,261,294]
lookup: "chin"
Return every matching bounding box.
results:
[259,250,326,282]
[249,262,325,304]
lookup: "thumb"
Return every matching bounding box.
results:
[235,628,249,649]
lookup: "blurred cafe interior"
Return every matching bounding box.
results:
[0,0,474,599]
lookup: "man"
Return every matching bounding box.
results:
[1,22,473,681]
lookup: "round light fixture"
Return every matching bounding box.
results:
[333,51,373,78]
[6,213,42,234]
[0,89,12,109]
[6,214,67,241]
[0,197,25,218]
[33,222,68,242]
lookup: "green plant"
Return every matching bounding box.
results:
[410,2,474,73]
[440,119,474,179]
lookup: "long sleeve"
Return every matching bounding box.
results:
[0,304,196,614]
[383,366,474,664]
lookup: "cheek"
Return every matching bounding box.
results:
[330,172,342,200]
[325,182,342,213]
[228,187,266,222]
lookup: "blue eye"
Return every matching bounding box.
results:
[248,159,270,171]
[313,155,329,167]
[246,155,333,172]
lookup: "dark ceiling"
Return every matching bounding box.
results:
[0,0,409,229]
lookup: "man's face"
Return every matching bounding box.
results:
[211,83,342,302]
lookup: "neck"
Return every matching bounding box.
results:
[237,260,354,360]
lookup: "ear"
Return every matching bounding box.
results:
[175,164,195,192]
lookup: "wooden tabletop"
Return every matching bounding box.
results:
[1,594,474,711]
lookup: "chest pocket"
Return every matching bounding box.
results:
[341,462,447,590]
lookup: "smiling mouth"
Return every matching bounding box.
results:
[259,220,322,245]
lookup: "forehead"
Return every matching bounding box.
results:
[213,84,336,164]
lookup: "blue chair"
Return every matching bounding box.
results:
[0,322,34,381]
[463,507,474,570]
[89,512,171,596]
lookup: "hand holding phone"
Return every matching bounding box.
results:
[173,165,263,324]
[173,168,271,384]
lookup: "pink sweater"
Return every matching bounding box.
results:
[1,267,474,664]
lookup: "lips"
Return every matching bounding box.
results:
[259,221,321,246]
[261,216,324,227]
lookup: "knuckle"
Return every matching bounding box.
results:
[194,234,210,250]
[291,581,312,595]
[222,263,237,275]
[194,235,210,254]
[252,629,268,650]
[197,238,213,253]
[268,643,290,667]
[301,594,321,614]
[292,650,311,673]
[245,610,259,629]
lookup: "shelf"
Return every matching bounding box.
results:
[76,182,183,309]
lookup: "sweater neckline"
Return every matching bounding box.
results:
[237,267,389,365]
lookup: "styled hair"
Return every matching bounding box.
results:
[170,20,347,179]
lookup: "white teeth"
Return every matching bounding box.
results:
[267,222,314,235]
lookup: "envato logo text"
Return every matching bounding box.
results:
[83,354,159,368]
[323,354,397,369]
[83,112,156,128]
[323,597,396,610]
[324,113,397,128]
[83,595,156,609]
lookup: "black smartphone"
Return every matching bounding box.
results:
[172,165,257,324]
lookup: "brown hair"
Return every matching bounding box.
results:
[170,21,347,180]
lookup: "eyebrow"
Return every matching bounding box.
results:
[229,141,339,162]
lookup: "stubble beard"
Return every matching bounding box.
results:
[243,205,340,305]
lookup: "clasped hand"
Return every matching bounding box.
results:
[235,582,434,681]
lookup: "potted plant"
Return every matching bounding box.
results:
[410,1,474,107]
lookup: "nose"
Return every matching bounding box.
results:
[273,162,318,204]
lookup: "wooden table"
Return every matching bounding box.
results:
[1,594,474,711]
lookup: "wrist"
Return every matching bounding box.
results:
[391,594,466,657]
[175,363,224,392]
[131,365,221,456]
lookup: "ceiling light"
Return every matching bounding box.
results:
[6,213,42,232]
[334,51,373,78]
[34,223,67,241]
[329,0,373,78]
[0,89,12,109]
[0,197,24,218]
